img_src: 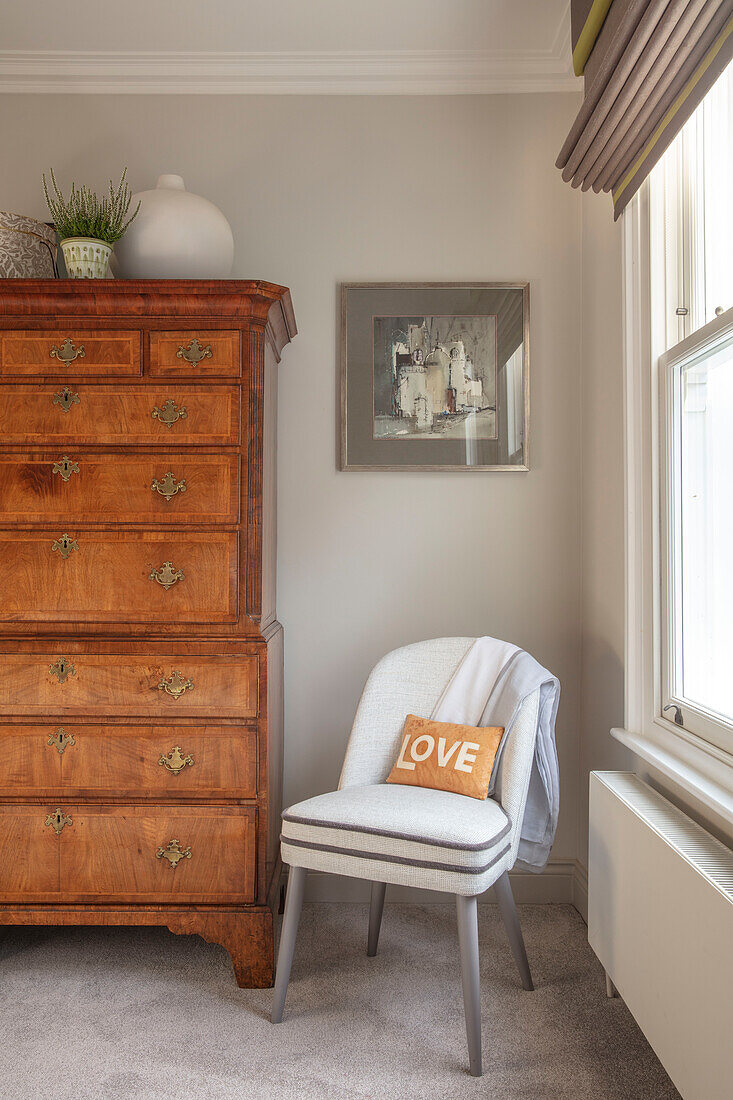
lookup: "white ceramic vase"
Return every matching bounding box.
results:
[114,174,234,279]
[61,237,113,279]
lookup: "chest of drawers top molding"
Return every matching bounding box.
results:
[0,279,295,341]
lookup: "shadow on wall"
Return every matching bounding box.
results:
[582,636,624,735]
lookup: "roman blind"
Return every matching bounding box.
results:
[558,0,733,218]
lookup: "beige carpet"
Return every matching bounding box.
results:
[0,903,678,1099]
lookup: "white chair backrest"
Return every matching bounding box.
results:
[338,638,540,859]
[339,638,474,788]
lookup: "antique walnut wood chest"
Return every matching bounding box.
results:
[0,279,295,986]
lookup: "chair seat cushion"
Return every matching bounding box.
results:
[281,784,511,874]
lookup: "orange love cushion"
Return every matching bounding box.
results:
[386,714,504,800]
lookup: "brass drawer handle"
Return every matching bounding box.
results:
[50,338,85,365]
[151,472,187,501]
[156,838,192,868]
[49,656,76,684]
[52,533,79,559]
[177,338,212,367]
[52,456,79,483]
[45,808,72,835]
[152,398,188,428]
[159,745,194,774]
[53,387,80,413]
[48,727,75,754]
[149,561,185,590]
[158,670,194,699]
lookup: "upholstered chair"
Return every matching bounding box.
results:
[272,638,541,1077]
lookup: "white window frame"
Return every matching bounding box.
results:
[614,186,733,828]
[659,309,733,754]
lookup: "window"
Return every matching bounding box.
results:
[660,322,733,752]
[651,63,733,351]
[649,62,733,754]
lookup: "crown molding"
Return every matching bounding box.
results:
[553,1,574,67]
[0,2,577,94]
[0,46,579,95]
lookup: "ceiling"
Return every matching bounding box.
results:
[0,1,578,94]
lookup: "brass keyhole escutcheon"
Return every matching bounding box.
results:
[152,399,188,428]
[151,472,187,501]
[52,456,79,483]
[149,562,185,590]
[45,808,72,835]
[52,533,79,559]
[53,387,81,413]
[156,839,192,868]
[48,727,75,755]
[157,671,194,699]
[159,746,194,774]
[50,338,85,365]
[49,656,76,684]
[177,338,212,367]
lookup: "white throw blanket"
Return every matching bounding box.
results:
[431,636,560,872]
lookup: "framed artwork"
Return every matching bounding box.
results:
[340,282,529,471]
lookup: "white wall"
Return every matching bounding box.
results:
[0,92,584,888]
[2,0,567,53]
[578,191,633,881]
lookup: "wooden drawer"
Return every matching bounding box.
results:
[0,452,240,524]
[0,530,238,624]
[0,330,142,377]
[0,723,258,798]
[0,653,258,719]
[0,385,240,446]
[149,331,241,377]
[0,804,255,903]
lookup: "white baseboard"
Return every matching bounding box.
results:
[573,859,588,922]
[296,857,586,907]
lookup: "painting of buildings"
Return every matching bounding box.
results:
[373,315,497,439]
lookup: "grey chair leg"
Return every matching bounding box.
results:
[605,971,619,998]
[367,881,386,957]
[456,894,482,1078]
[271,865,307,1023]
[494,870,533,991]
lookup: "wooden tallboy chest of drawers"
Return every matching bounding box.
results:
[0,280,296,986]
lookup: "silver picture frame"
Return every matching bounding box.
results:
[340,282,530,471]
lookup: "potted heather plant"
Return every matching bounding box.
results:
[42,168,140,279]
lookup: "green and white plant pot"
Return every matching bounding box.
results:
[60,237,113,279]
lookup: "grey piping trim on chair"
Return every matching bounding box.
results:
[281,811,512,853]
[280,835,512,875]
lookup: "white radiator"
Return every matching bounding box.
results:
[589,771,733,1100]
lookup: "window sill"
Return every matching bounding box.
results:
[611,726,733,830]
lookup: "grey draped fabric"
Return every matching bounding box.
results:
[432,638,561,873]
[480,649,561,873]
[559,0,733,218]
